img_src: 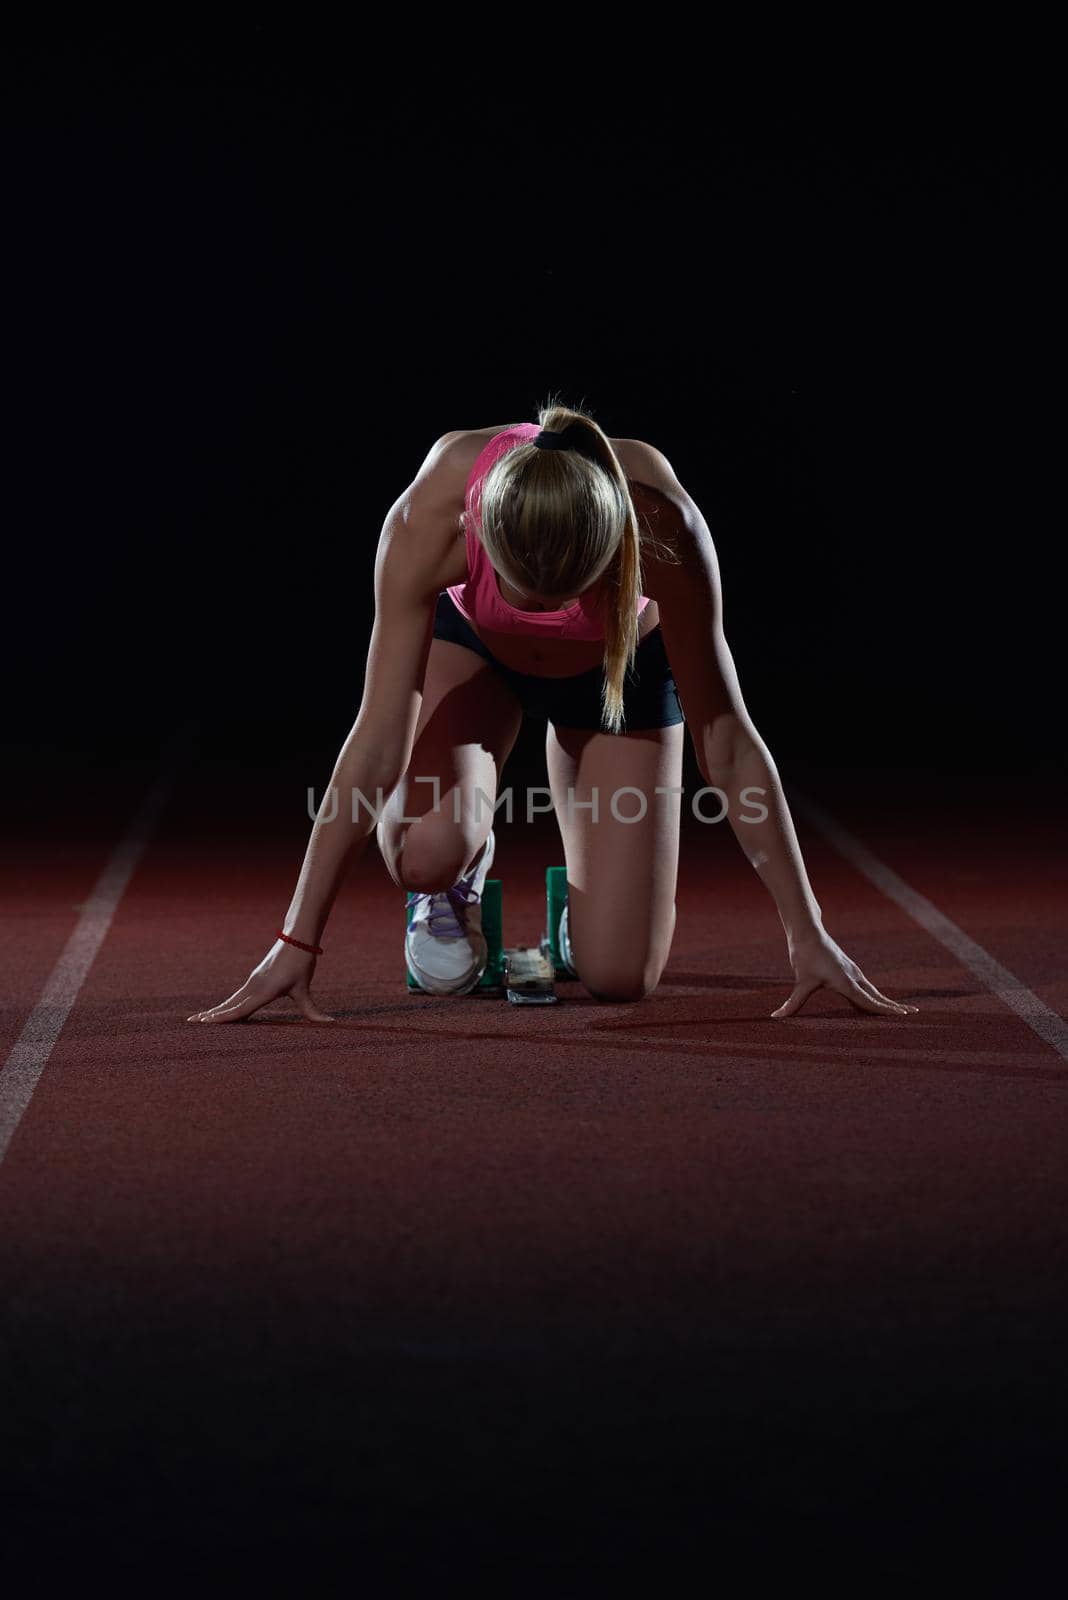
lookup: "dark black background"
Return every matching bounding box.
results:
[3,32,1060,791]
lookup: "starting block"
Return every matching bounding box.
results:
[406,865,572,1003]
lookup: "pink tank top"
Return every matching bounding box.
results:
[446,422,651,640]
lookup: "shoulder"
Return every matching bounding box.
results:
[614,438,684,498]
[613,439,717,605]
[403,427,504,517]
[389,428,517,574]
[616,438,701,540]
[430,425,522,494]
[384,430,481,560]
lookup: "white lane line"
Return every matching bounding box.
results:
[0,723,198,1166]
[785,781,1068,1062]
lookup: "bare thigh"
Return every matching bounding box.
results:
[377,638,523,892]
[546,719,685,1002]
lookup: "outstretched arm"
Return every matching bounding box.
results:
[633,443,918,1021]
[187,433,462,1023]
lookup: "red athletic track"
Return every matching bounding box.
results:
[1,742,1066,1592]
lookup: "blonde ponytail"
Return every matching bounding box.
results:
[477,395,680,733]
[595,491,642,736]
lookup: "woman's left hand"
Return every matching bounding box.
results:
[772,927,919,1019]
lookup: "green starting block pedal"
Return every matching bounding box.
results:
[540,865,571,978]
[405,867,574,998]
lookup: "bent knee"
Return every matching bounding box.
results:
[395,850,471,894]
[387,827,474,894]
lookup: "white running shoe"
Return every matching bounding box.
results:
[558,896,579,978]
[405,829,496,995]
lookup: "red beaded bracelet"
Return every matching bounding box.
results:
[277,929,324,956]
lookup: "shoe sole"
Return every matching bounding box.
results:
[559,898,579,979]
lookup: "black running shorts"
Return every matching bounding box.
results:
[431,590,685,733]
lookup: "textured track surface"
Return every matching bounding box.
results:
[1,750,1065,1590]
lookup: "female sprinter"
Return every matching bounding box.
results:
[187,403,918,1023]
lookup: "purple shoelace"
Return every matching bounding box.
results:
[408,880,481,939]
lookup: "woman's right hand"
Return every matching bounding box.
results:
[186,939,335,1024]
